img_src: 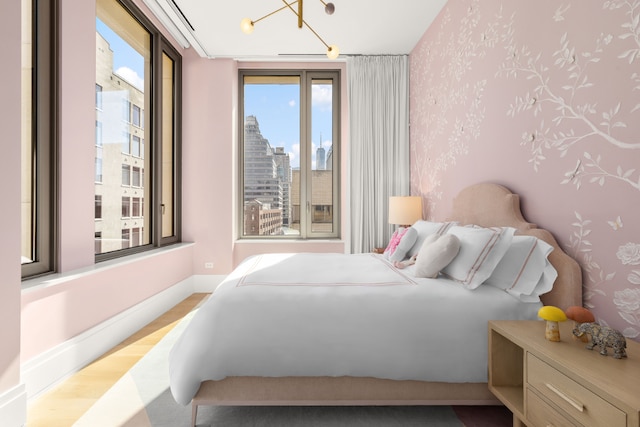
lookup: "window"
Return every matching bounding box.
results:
[132,104,141,127]
[121,197,130,218]
[239,70,340,238]
[96,0,181,259]
[121,164,130,186]
[95,195,102,219]
[95,154,103,183]
[122,132,130,154]
[132,135,141,157]
[132,197,140,217]
[132,227,140,246]
[123,99,131,123]
[95,232,102,254]
[132,166,141,187]
[121,229,130,249]
[96,121,103,146]
[21,0,57,278]
[96,84,103,109]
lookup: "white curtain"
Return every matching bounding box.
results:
[348,56,410,254]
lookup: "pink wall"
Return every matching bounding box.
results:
[181,53,238,275]
[410,0,640,340]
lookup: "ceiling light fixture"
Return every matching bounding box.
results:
[240,0,339,60]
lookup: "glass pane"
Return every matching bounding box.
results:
[96,0,150,253]
[243,76,300,236]
[310,79,333,233]
[161,52,175,238]
[21,0,34,264]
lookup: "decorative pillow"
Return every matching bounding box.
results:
[407,220,458,258]
[484,235,557,302]
[383,227,408,258]
[389,227,418,262]
[441,226,515,289]
[414,234,461,278]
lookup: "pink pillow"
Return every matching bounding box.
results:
[384,228,408,257]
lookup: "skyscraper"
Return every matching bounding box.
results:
[316,146,326,170]
[243,115,292,235]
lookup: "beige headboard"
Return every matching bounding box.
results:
[446,183,583,310]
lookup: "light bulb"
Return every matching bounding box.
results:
[240,18,254,34]
[326,44,339,59]
[325,2,335,15]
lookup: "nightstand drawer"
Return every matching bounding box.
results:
[527,353,626,427]
[526,387,579,427]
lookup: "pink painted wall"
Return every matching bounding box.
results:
[410,0,640,339]
[181,53,238,275]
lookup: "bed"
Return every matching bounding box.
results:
[169,183,583,426]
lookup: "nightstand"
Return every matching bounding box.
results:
[372,247,385,254]
[489,320,640,427]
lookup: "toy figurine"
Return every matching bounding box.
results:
[574,322,627,359]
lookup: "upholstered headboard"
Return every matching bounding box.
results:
[446,183,583,310]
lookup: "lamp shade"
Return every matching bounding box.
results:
[388,196,423,226]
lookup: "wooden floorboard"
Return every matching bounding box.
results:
[26,293,210,427]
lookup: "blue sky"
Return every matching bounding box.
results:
[244,83,334,169]
[97,18,145,90]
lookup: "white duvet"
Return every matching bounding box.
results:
[169,253,542,405]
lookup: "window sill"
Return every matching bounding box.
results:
[21,242,195,293]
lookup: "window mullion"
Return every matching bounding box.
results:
[300,71,312,238]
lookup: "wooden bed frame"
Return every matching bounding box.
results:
[190,183,583,426]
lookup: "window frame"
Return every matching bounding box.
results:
[238,69,341,240]
[22,0,58,279]
[94,0,182,262]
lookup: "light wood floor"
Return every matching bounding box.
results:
[26,293,210,427]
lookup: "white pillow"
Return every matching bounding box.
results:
[407,220,457,257]
[414,234,461,278]
[441,226,515,289]
[484,235,557,302]
[389,227,418,262]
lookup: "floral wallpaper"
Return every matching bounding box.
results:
[409,0,640,340]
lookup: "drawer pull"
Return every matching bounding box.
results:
[545,383,584,412]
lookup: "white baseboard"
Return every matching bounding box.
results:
[0,384,26,427]
[21,277,195,402]
[192,274,226,292]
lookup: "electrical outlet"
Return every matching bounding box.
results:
[204,262,214,269]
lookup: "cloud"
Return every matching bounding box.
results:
[312,84,333,111]
[288,99,296,107]
[115,66,144,91]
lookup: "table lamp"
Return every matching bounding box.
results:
[388,196,423,228]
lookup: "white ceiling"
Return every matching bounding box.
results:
[145,0,448,60]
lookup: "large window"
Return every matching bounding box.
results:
[239,70,340,239]
[21,0,57,278]
[96,0,181,259]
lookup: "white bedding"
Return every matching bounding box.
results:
[169,253,542,406]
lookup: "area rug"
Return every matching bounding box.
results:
[73,308,510,427]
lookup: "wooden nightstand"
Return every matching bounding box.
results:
[489,320,640,427]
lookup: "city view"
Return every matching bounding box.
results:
[243,114,334,236]
[242,73,338,237]
[96,20,337,241]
